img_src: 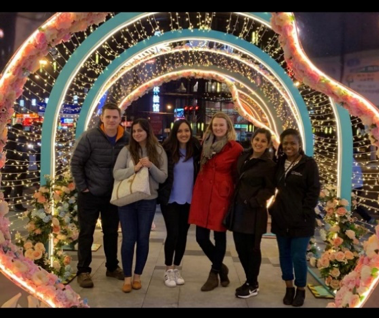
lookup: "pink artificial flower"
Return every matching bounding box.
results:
[23,241,33,250]
[52,225,60,234]
[330,279,341,290]
[332,237,344,247]
[33,32,48,51]
[55,13,75,30]
[32,249,43,260]
[37,195,47,204]
[13,260,29,273]
[336,207,347,216]
[345,250,355,260]
[335,251,346,262]
[348,294,360,308]
[345,230,356,240]
[63,255,71,265]
[330,267,341,278]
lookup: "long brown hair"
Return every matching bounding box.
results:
[128,118,162,166]
[162,119,194,163]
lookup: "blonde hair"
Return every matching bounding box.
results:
[204,112,237,141]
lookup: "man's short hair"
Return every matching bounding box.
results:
[102,103,121,117]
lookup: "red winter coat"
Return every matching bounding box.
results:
[188,141,243,232]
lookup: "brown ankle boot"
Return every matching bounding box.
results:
[201,270,219,291]
[219,264,230,287]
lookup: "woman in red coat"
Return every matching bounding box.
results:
[188,112,243,292]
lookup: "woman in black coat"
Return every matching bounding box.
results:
[228,128,275,299]
[158,119,201,288]
[269,128,320,307]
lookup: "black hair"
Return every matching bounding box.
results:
[162,119,194,163]
[279,128,305,155]
[251,128,272,155]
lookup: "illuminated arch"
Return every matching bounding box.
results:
[0,10,376,308]
[42,12,354,200]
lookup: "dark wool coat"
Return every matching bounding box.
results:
[269,154,321,237]
[157,137,202,205]
[188,140,243,232]
[229,150,276,236]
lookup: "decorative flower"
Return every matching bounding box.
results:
[315,186,367,292]
[270,12,379,151]
[16,173,79,282]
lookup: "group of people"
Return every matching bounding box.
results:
[70,103,320,307]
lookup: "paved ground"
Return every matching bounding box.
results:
[2,206,378,308]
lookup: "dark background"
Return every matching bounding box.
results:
[1,12,379,90]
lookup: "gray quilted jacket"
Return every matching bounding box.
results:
[70,125,129,196]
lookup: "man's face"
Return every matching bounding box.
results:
[100,109,121,131]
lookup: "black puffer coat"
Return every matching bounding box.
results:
[269,154,320,237]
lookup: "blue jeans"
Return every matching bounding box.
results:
[276,235,310,288]
[118,199,156,277]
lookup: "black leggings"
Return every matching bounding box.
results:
[196,226,226,272]
[161,203,191,266]
[233,231,262,286]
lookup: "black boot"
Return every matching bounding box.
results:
[292,288,305,307]
[201,270,219,291]
[283,287,295,305]
[219,264,230,287]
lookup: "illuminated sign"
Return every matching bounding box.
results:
[153,87,160,112]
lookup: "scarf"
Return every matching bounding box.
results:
[200,133,228,168]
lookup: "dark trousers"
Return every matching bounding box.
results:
[233,231,262,286]
[77,192,120,275]
[196,226,226,272]
[161,202,191,266]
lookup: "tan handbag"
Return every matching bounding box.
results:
[110,167,151,207]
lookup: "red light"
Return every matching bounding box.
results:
[184,106,189,111]
[189,106,194,111]
[195,106,199,111]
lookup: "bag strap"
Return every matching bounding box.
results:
[128,173,137,194]
[116,173,137,199]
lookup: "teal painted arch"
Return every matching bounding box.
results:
[41,12,143,182]
[42,11,352,201]
[43,12,309,182]
[78,29,312,149]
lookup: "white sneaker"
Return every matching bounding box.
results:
[173,269,185,285]
[164,269,176,287]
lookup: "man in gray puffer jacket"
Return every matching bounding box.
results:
[71,103,129,288]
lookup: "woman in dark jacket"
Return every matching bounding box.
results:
[158,119,201,288]
[269,128,320,307]
[228,128,275,299]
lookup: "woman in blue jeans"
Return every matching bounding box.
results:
[269,129,320,307]
[113,118,168,293]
